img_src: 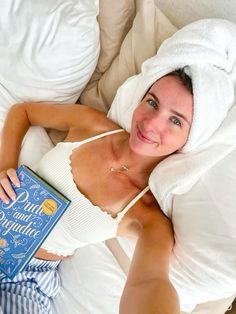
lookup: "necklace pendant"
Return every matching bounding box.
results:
[110,165,129,172]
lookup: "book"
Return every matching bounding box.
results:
[0,165,71,279]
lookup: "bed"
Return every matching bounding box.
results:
[1,0,236,313]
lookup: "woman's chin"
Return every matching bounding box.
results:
[129,142,155,157]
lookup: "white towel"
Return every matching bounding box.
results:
[108,19,236,215]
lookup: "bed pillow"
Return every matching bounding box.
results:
[79,0,177,112]
[166,146,236,312]
[79,0,136,112]
[0,0,100,166]
[154,0,236,28]
[18,127,54,167]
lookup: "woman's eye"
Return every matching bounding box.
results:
[171,117,182,127]
[147,99,158,109]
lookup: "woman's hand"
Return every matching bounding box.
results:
[0,168,20,204]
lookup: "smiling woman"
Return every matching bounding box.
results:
[0,17,236,314]
[129,72,193,157]
[0,68,194,314]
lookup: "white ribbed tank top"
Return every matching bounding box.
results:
[35,129,149,256]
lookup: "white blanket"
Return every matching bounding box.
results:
[108,19,236,216]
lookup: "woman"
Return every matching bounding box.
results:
[0,70,193,314]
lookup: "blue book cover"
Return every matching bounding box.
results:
[0,165,71,279]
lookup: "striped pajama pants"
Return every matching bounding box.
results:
[0,258,60,314]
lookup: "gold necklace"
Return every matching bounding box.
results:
[110,165,129,172]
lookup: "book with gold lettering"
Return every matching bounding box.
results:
[0,165,71,279]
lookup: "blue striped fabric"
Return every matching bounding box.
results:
[0,258,60,314]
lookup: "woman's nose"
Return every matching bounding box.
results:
[143,112,165,132]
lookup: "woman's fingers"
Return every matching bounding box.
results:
[0,168,20,203]
[6,168,20,188]
[0,185,10,204]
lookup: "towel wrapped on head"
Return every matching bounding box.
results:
[108,18,236,214]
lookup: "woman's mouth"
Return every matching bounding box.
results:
[137,128,157,144]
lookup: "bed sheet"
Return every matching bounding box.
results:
[52,242,128,314]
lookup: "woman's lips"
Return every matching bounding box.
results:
[137,128,157,144]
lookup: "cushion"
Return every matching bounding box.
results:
[79,0,177,112]
[79,0,136,112]
[154,0,236,28]
[95,0,135,76]
[0,0,100,166]
[19,127,54,167]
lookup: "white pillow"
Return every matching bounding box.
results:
[0,0,100,166]
[0,0,99,105]
[18,127,54,167]
[167,147,236,312]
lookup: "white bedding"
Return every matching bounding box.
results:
[52,242,127,314]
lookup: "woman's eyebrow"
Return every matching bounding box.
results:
[148,92,191,125]
[170,109,191,125]
[148,92,160,103]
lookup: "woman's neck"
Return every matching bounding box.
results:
[111,133,165,177]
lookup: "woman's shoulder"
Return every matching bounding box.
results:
[65,105,121,142]
[127,190,171,227]
[118,194,172,238]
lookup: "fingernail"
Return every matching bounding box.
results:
[11,196,16,201]
[5,199,9,204]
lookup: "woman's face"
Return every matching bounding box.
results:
[129,74,193,157]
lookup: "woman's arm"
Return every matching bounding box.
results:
[0,102,107,167]
[0,102,109,202]
[119,200,180,314]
